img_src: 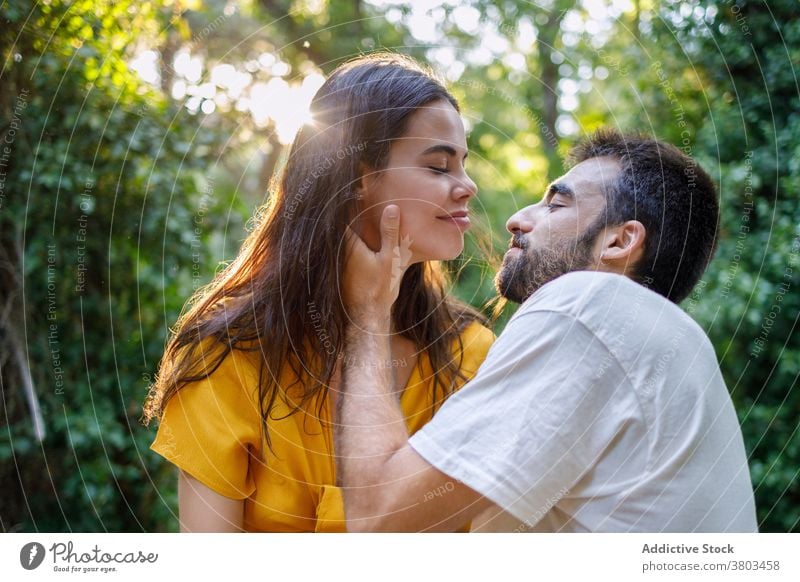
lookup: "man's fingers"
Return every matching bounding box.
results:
[380,204,400,257]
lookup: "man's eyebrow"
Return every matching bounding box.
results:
[420,144,468,159]
[546,182,574,201]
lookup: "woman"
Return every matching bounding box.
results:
[143,53,495,532]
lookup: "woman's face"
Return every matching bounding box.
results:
[357,99,478,263]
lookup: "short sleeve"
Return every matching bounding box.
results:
[150,349,263,500]
[408,310,638,525]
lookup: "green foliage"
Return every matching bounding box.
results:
[0,0,230,531]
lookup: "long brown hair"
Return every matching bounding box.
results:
[142,53,485,450]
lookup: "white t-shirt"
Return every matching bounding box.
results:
[409,271,758,532]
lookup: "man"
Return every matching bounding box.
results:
[337,129,758,532]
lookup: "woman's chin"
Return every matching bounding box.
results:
[417,244,464,263]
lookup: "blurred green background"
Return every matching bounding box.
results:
[1,0,797,532]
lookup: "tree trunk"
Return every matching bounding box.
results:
[534,10,566,181]
[0,230,45,442]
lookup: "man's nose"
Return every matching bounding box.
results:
[506,206,535,235]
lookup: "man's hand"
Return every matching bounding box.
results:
[342,204,411,322]
[336,206,489,531]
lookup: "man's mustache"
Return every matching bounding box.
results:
[510,234,527,251]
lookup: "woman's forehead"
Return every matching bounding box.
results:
[395,101,467,153]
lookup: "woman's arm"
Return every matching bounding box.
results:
[178,470,245,532]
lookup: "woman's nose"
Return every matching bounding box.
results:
[453,169,478,200]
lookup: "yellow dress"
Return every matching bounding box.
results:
[150,321,494,532]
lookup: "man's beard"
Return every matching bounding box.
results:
[495,220,604,304]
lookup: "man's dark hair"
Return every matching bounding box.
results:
[567,129,719,303]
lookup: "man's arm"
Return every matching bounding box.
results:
[337,313,489,531]
[336,206,491,531]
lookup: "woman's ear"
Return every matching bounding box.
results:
[355,162,375,201]
[598,220,646,275]
[351,162,382,251]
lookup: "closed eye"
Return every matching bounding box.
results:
[428,166,449,174]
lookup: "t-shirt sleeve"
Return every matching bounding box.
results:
[150,350,263,500]
[408,309,638,525]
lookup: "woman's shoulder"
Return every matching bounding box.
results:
[452,319,496,375]
[443,298,494,352]
[458,319,495,348]
[151,338,263,500]
[168,337,264,409]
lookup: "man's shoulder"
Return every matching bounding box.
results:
[520,271,660,315]
[518,271,704,339]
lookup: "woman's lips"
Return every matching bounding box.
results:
[436,214,471,230]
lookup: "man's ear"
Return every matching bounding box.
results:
[598,220,646,275]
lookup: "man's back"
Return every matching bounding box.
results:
[409,271,758,532]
